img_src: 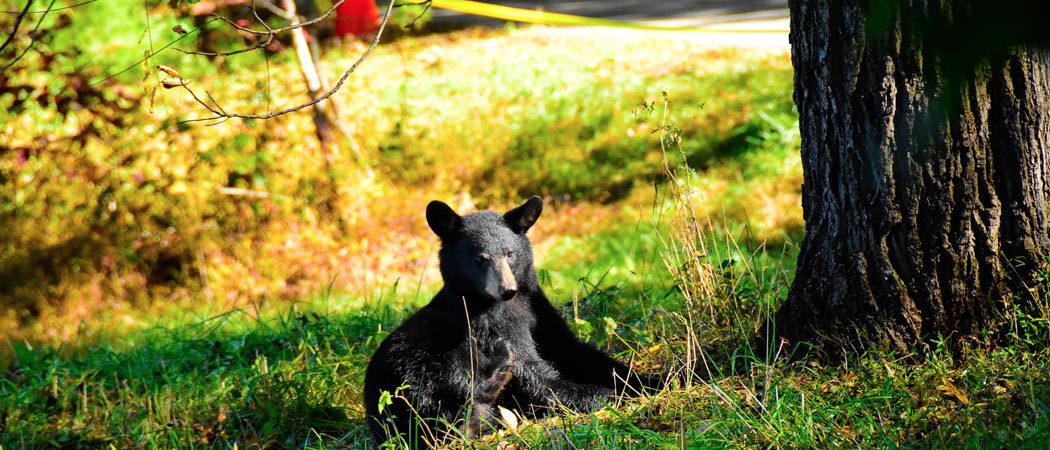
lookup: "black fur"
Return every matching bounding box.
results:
[363,196,661,447]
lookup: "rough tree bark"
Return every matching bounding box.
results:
[775,0,1050,357]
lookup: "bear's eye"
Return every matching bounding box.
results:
[505,250,514,259]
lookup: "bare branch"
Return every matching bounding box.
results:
[207,0,346,37]
[2,0,55,72]
[1,0,97,15]
[90,18,216,85]
[0,0,33,56]
[93,0,345,84]
[404,1,432,29]
[252,0,294,20]
[178,0,279,57]
[178,0,397,123]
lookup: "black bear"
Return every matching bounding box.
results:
[363,196,660,447]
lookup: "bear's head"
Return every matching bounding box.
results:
[426,196,543,304]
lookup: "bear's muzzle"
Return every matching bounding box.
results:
[496,257,518,301]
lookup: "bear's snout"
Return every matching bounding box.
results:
[500,286,518,301]
[496,258,518,301]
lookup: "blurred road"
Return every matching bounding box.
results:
[426,0,789,29]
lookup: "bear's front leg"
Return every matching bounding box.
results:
[506,356,614,414]
[475,338,514,402]
[464,339,514,436]
[541,377,614,411]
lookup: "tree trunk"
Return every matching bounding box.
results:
[776,0,1050,357]
[282,0,352,233]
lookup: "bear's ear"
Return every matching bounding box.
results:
[504,196,543,234]
[426,200,463,239]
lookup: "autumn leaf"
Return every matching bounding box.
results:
[936,378,969,405]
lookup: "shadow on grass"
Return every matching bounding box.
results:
[0,305,406,449]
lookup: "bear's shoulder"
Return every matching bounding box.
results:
[391,303,465,344]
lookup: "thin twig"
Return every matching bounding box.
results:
[179,0,397,123]
[90,17,217,85]
[1,0,96,14]
[2,0,54,72]
[252,0,294,20]
[0,0,33,55]
[177,29,274,57]
[404,1,432,29]
[207,0,345,36]
[178,0,278,57]
[219,187,270,198]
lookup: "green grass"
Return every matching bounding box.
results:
[5,280,1047,449]
[3,2,1050,449]
[3,304,375,448]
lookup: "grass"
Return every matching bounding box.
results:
[3,304,376,448]
[3,2,1050,449]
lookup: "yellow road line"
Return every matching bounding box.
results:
[403,0,789,33]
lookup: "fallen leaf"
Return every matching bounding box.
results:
[937,378,969,405]
[498,405,518,430]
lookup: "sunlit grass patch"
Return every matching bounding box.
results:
[335,26,795,203]
[0,298,399,449]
